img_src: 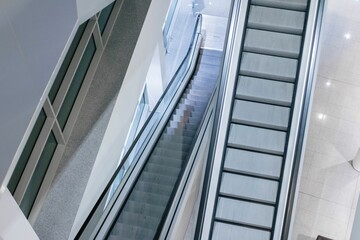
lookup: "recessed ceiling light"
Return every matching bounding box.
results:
[326,81,331,87]
[345,33,351,39]
[318,113,326,120]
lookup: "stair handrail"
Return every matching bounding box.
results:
[274,1,326,239]
[76,14,203,239]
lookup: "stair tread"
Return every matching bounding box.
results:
[248,5,306,34]
[216,197,274,229]
[228,124,286,155]
[225,148,282,179]
[251,0,308,11]
[232,100,290,130]
[240,52,298,82]
[220,172,278,204]
[244,28,301,58]
[236,76,294,106]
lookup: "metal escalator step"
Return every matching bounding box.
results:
[200,49,223,58]
[197,53,222,66]
[194,63,221,76]
[192,75,218,84]
[228,124,286,155]
[174,108,203,119]
[165,126,196,137]
[168,120,198,132]
[118,211,160,230]
[236,76,294,106]
[216,197,274,229]
[185,88,213,96]
[134,180,173,197]
[148,155,182,168]
[225,148,282,179]
[251,0,308,11]
[153,146,188,159]
[139,172,177,188]
[157,139,191,152]
[160,133,193,145]
[179,98,208,108]
[212,221,271,240]
[232,100,290,130]
[144,162,181,178]
[182,94,209,104]
[176,102,195,112]
[248,5,306,34]
[220,172,278,204]
[240,52,298,82]
[110,222,155,240]
[124,200,165,217]
[244,29,301,58]
[188,82,216,91]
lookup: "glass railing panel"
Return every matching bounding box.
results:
[20,131,58,217]
[58,35,96,130]
[48,21,88,103]
[8,109,47,194]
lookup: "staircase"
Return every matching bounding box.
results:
[107,49,222,239]
[209,0,309,239]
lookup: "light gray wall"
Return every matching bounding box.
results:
[0,0,77,185]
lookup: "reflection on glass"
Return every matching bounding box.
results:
[20,131,57,217]
[8,109,47,194]
[58,36,96,130]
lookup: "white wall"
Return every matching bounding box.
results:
[70,0,171,236]
[76,0,114,24]
[0,187,39,240]
[0,0,77,186]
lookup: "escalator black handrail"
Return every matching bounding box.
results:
[281,0,325,238]
[76,14,203,239]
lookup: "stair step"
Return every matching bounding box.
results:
[110,222,155,240]
[124,200,165,217]
[174,108,203,119]
[197,53,222,66]
[212,221,271,240]
[244,28,301,58]
[232,100,290,130]
[179,98,208,108]
[194,63,221,76]
[240,52,298,82]
[248,5,306,34]
[168,120,198,132]
[148,155,183,168]
[153,146,188,159]
[183,94,209,104]
[165,126,196,137]
[185,88,213,97]
[144,162,181,178]
[157,139,191,152]
[188,82,215,92]
[220,172,278,204]
[139,172,178,188]
[118,211,160,230]
[225,148,282,179]
[160,133,193,145]
[251,0,308,11]
[200,49,223,58]
[228,124,286,155]
[236,76,294,106]
[216,197,274,229]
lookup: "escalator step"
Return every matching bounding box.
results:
[160,134,193,145]
[134,180,174,197]
[224,148,282,179]
[228,123,286,155]
[232,99,290,130]
[110,222,155,240]
[118,211,160,230]
[240,52,298,82]
[148,155,183,168]
[212,221,271,240]
[236,75,294,106]
[251,0,308,11]
[139,172,178,188]
[216,197,274,229]
[200,49,223,58]
[244,28,301,58]
[153,146,188,158]
[248,5,306,34]
[144,162,181,177]
[220,172,278,204]
[157,139,191,152]
[197,53,223,66]
[124,200,165,217]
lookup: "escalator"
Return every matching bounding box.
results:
[196,0,325,239]
[107,49,221,239]
[76,15,224,239]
